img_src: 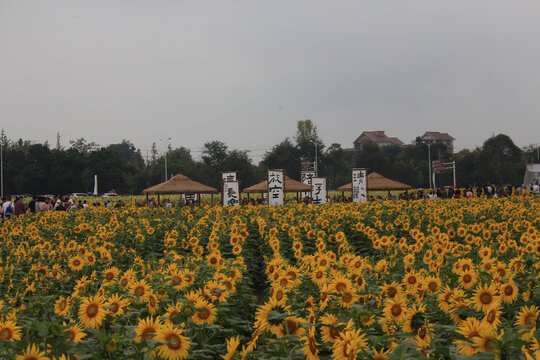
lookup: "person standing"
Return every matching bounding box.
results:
[14,197,26,216]
[2,196,14,219]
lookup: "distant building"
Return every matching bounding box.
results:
[353,131,404,150]
[420,132,456,153]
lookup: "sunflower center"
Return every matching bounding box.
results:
[407,276,416,285]
[335,282,347,292]
[463,274,472,283]
[329,327,340,340]
[387,287,397,297]
[391,304,402,317]
[276,291,284,301]
[486,311,495,323]
[166,333,183,350]
[73,259,81,266]
[106,273,114,280]
[480,292,492,305]
[134,286,145,296]
[86,304,99,318]
[149,297,156,307]
[342,292,352,303]
[428,282,437,291]
[282,319,298,334]
[418,327,427,339]
[171,276,182,285]
[308,336,317,354]
[197,307,210,320]
[110,303,120,314]
[504,286,513,296]
[59,301,67,310]
[142,327,156,340]
[0,328,12,340]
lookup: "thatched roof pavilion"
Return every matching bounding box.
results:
[337,172,411,192]
[142,173,218,195]
[243,175,311,193]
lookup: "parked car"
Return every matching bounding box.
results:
[101,193,120,197]
[71,193,88,198]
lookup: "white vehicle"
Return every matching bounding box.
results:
[71,193,87,197]
[101,193,120,197]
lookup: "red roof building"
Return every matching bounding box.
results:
[353,131,404,150]
[420,132,456,153]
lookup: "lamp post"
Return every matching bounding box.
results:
[160,137,172,181]
[309,139,318,176]
[423,140,433,189]
[0,141,3,198]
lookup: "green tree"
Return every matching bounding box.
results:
[260,138,301,179]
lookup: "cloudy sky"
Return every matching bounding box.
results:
[1,0,539,161]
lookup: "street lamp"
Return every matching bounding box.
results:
[0,141,3,198]
[309,139,318,176]
[423,139,433,189]
[160,137,172,181]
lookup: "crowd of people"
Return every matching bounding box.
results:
[0,195,126,219]
[1,182,538,219]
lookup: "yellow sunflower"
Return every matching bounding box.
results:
[130,279,151,301]
[454,317,482,355]
[65,322,87,343]
[155,324,191,360]
[220,336,240,360]
[78,295,106,329]
[54,296,71,316]
[300,327,319,360]
[145,292,160,315]
[383,296,408,323]
[499,281,519,304]
[332,326,368,360]
[164,303,183,325]
[135,316,163,343]
[105,294,131,317]
[276,315,307,338]
[514,305,539,331]
[471,284,499,313]
[458,271,477,290]
[68,256,85,271]
[0,320,22,341]
[15,343,49,360]
[191,299,217,325]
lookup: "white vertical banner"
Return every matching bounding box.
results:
[222,181,240,206]
[183,193,198,202]
[221,172,237,182]
[93,174,98,196]
[352,168,368,203]
[311,177,327,204]
[268,170,284,206]
[301,171,316,199]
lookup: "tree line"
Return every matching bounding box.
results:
[0,124,536,196]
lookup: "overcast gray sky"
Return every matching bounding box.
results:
[1,0,539,160]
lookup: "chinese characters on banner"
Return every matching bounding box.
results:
[221,172,237,182]
[267,170,284,206]
[222,181,240,206]
[182,193,198,203]
[311,177,327,204]
[352,168,368,203]
[301,171,316,199]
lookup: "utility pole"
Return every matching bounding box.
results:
[310,138,318,176]
[0,141,3,198]
[423,140,433,189]
[160,137,172,181]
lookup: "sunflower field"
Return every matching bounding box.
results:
[0,196,539,360]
